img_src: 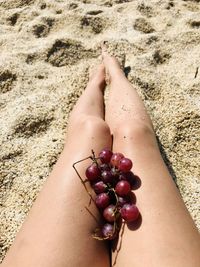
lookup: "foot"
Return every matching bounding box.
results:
[101,43,125,83]
[88,63,106,90]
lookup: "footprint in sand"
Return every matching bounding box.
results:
[165,0,174,10]
[80,15,106,34]
[189,20,200,29]
[0,70,17,94]
[26,53,37,64]
[173,113,200,146]
[32,17,55,38]
[68,3,78,10]
[40,2,46,10]
[0,0,35,8]
[133,17,155,34]
[7,13,19,26]
[152,50,171,65]
[12,113,54,138]
[46,39,96,67]
[137,2,153,18]
[131,75,161,100]
[1,148,23,161]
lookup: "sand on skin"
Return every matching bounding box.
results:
[0,0,200,262]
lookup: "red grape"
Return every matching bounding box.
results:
[110,153,124,168]
[115,180,131,196]
[120,204,139,222]
[119,171,135,187]
[117,196,129,208]
[78,149,138,241]
[103,204,116,222]
[100,163,111,172]
[85,164,101,182]
[99,149,113,164]
[101,170,113,184]
[102,223,116,240]
[118,158,133,172]
[93,181,107,194]
[109,167,118,184]
[95,193,110,209]
[111,167,119,178]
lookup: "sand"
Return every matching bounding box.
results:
[0,0,200,261]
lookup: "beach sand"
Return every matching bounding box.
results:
[0,0,200,261]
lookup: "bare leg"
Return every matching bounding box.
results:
[103,50,200,267]
[2,64,111,267]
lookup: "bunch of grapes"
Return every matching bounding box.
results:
[74,148,140,241]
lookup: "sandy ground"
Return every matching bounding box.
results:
[0,0,200,262]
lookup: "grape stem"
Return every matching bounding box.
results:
[72,155,95,204]
[92,235,109,241]
[110,188,119,211]
[91,149,99,166]
[92,229,109,241]
[85,206,99,225]
[112,222,125,266]
[110,188,120,238]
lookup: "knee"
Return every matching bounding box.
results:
[83,116,111,138]
[69,115,111,138]
[113,120,155,143]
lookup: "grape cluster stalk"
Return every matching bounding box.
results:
[73,149,140,241]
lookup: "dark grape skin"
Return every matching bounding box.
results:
[110,153,124,168]
[118,158,133,172]
[95,193,110,209]
[85,164,101,182]
[92,181,107,194]
[120,204,139,222]
[117,196,130,208]
[119,171,135,188]
[101,170,113,184]
[103,204,116,222]
[102,223,116,240]
[100,164,111,172]
[115,180,131,196]
[110,167,120,187]
[99,149,113,164]
[111,167,119,179]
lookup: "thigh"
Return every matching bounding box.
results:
[55,118,113,267]
[111,125,200,267]
[2,117,112,267]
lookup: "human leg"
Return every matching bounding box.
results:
[103,50,200,267]
[2,64,111,267]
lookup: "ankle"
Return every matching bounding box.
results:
[109,68,126,83]
[87,78,106,91]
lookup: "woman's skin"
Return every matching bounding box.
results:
[2,47,200,267]
[102,49,200,267]
[2,64,111,267]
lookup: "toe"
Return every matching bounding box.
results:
[101,43,122,77]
